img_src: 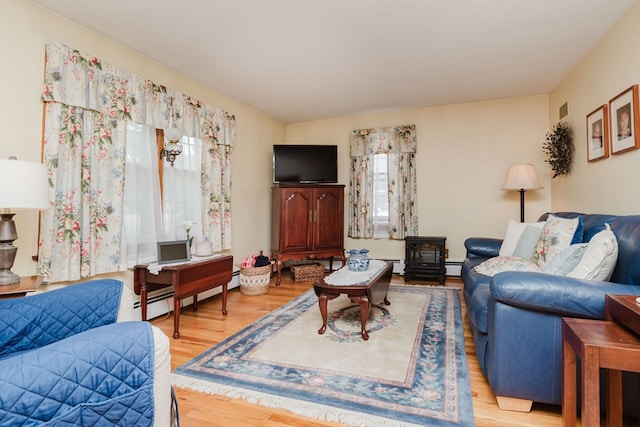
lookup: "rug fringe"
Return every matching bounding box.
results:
[172,373,424,427]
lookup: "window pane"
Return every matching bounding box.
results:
[122,122,162,267]
[162,136,203,241]
[372,153,389,238]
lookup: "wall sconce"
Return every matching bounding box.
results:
[160,128,183,166]
[0,158,50,285]
[502,164,543,223]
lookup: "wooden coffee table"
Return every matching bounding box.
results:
[313,261,392,340]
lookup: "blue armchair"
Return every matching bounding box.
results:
[0,279,172,426]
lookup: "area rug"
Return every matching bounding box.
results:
[172,285,474,427]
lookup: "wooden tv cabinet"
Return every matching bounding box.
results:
[270,184,346,285]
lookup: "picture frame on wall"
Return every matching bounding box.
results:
[609,84,640,155]
[586,104,609,162]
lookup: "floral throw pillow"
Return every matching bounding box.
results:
[531,214,582,269]
[474,256,542,277]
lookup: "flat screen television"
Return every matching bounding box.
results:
[273,144,338,184]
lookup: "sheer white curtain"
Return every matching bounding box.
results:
[122,123,163,267]
[162,136,203,242]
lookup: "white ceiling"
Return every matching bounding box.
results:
[34,0,636,123]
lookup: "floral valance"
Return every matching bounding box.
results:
[42,42,234,146]
[350,124,416,156]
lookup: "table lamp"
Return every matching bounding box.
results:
[502,164,543,223]
[0,158,50,285]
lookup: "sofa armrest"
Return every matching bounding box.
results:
[465,237,502,259]
[491,271,640,319]
[0,279,123,356]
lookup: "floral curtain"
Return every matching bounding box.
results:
[39,43,235,282]
[38,102,127,280]
[348,124,418,239]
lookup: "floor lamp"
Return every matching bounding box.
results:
[0,158,50,285]
[502,164,543,223]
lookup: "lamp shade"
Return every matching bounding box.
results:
[0,159,49,210]
[502,164,543,191]
[164,128,184,144]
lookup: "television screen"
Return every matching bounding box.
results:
[273,144,338,184]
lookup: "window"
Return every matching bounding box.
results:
[348,125,417,240]
[39,42,235,282]
[122,123,201,268]
[161,135,202,241]
[372,154,389,238]
[122,122,162,267]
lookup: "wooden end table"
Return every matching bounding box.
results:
[134,255,233,339]
[0,276,43,299]
[562,294,640,427]
[313,261,392,341]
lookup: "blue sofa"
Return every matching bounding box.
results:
[0,279,172,426]
[462,212,640,412]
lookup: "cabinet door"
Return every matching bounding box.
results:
[313,187,344,250]
[279,187,313,252]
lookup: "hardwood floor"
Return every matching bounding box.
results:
[151,273,565,427]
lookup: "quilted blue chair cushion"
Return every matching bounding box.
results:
[0,280,158,427]
[0,279,122,357]
[0,321,155,426]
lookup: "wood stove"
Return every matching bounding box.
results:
[404,236,446,284]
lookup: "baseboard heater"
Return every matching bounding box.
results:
[309,258,463,277]
[378,258,463,277]
[133,269,241,320]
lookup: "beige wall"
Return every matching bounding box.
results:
[549,2,640,214]
[0,1,284,281]
[3,1,637,280]
[286,95,551,262]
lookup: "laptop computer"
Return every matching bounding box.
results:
[157,240,191,264]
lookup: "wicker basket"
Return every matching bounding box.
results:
[290,263,325,282]
[239,263,272,296]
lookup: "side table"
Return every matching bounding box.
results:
[134,255,233,339]
[0,276,43,299]
[562,312,640,427]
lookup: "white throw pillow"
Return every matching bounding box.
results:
[499,220,545,257]
[475,256,542,277]
[567,224,618,281]
[543,243,589,276]
[531,215,581,269]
